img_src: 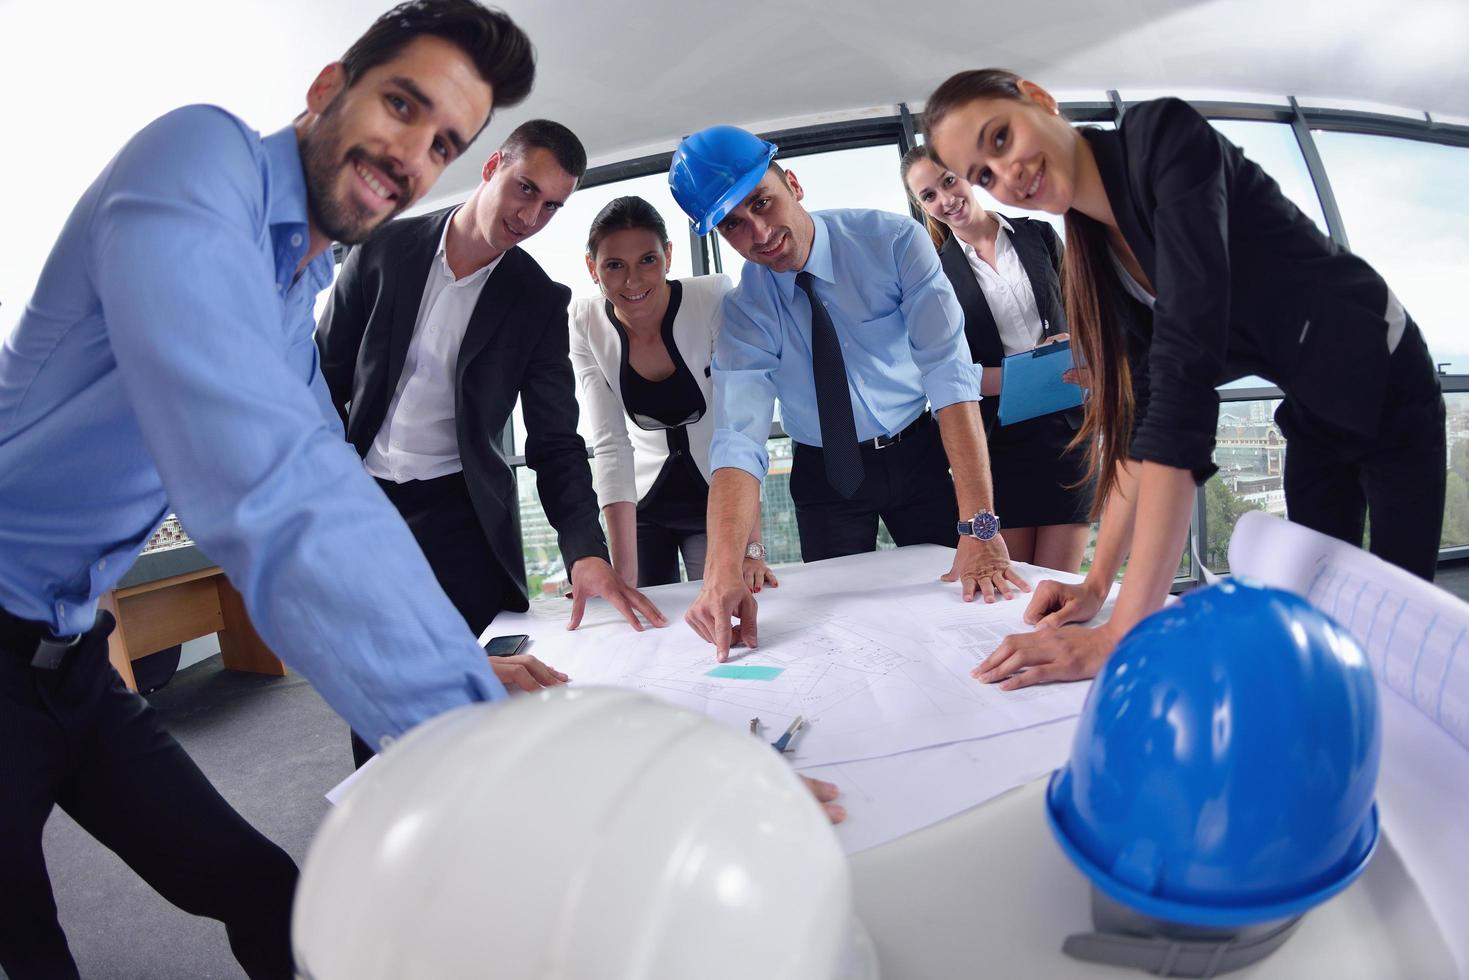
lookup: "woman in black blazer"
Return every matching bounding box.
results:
[925,69,1446,689]
[900,148,1093,572]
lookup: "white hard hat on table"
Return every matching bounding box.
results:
[293,686,877,980]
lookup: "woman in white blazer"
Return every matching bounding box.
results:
[569,196,776,589]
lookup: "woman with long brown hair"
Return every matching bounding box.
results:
[924,70,1446,689]
[900,147,1093,572]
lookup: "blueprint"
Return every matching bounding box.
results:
[1227,511,1469,973]
[804,717,1078,855]
[1229,511,1469,750]
[491,547,1114,769]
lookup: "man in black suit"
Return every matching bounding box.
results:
[318,120,666,765]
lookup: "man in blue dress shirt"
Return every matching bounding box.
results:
[670,127,1030,659]
[0,3,535,976]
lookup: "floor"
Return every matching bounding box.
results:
[30,661,347,980]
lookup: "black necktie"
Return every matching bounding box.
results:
[796,271,864,498]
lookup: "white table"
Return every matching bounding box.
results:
[495,546,1462,979]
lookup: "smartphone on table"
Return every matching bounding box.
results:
[482,634,529,658]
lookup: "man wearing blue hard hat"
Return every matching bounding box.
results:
[671,125,1028,658]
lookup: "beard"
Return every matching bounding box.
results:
[300,100,410,245]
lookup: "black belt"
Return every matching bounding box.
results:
[794,410,933,454]
[866,410,931,450]
[0,605,90,670]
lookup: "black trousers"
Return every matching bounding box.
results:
[636,448,710,587]
[1277,320,1447,581]
[790,412,959,562]
[350,472,514,769]
[636,515,708,587]
[0,609,296,980]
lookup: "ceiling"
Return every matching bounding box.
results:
[1,0,1466,319]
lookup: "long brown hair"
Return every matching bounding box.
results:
[898,146,951,251]
[924,68,1133,517]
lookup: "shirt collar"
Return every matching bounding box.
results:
[433,206,502,286]
[260,124,331,292]
[958,212,1016,260]
[773,211,834,302]
[263,124,309,229]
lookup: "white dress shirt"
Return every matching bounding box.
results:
[1109,247,1157,311]
[960,214,1046,357]
[365,211,504,483]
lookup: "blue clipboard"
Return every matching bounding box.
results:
[996,339,1084,426]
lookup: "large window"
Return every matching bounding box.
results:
[1311,132,1469,373]
[1210,120,1327,232]
[1443,391,1469,550]
[1199,397,1289,572]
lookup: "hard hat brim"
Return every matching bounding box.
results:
[692,142,778,237]
[1044,769,1381,928]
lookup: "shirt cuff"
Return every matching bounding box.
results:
[1129,425,1219,484]
[1130,377,1220,484]
[709,428,769,482]
[921,358,983,413]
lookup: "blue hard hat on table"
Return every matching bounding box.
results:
[1045,579,1381,928]
[669,125,778,236]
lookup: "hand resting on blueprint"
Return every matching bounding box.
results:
[803,776,846,824]
[567,556,669,632]
[742,556,779,593]
[490,653,570,692]
[940,533,1030,603]
[971,579,1117,689]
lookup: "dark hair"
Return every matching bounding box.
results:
[340,0,536,129]
[921,68,1026,146]
[501,119,588,183]
[586,196,670,258]
[925,67,1129,517]
[898,145,951,251]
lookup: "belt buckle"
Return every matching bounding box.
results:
[32,634,81,670]
[870,432,899,450]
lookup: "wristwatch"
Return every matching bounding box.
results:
[744,542,767,561]
[957,511,1001,541]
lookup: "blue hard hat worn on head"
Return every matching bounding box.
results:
[1046,580,1380,934]
[669,125,778,236]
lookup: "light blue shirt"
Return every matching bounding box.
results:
[710,208,980,480]
[0,106,504,748]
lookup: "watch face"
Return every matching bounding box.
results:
[974,512,1000,540]
[745,543,766,561]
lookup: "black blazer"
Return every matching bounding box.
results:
[316,211,608,609]
[937,216,1079,433]
[1087,97,1408,481]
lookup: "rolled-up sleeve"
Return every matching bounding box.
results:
[91,107,503,750]
[708,286,779,481]
[894,220,982,411]
[1127,99,1229,483]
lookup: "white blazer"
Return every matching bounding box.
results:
[568,274,732,508]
